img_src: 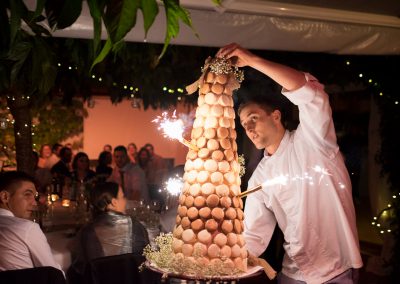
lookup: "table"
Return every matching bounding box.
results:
[46,230,74,272]
[42,200,78,272]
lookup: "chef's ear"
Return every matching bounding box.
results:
[271,109,281,122]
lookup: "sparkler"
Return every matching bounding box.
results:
[240,165,338,198]
[164,176,184,196]
[153,111,199,151]
[239,175,288,198]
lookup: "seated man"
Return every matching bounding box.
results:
[0,171,61,272]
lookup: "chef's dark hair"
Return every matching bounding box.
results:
[238,95,289,129]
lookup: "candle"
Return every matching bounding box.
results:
[61,199,70,207]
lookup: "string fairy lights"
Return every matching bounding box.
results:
[342,58,399,235]
[370,192,399,234]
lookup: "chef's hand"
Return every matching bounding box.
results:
[217,43,256,68]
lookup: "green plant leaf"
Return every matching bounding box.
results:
[31,0,46,23]
[8,39,32,84]
[211,0,223,5]
[32,37,56,95]
[90,38,112,71]
[45,0,82,30]
[0,1,11,53]
[159,0,194,60]
[27,21,52,37]
[0,63,9,92]
[9,0,24,47]
[140,0,158,38]
[103,0,140,44]
[87,0,106,55]
[19,5,52,37]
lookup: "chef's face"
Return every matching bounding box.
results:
[240,103,280,150]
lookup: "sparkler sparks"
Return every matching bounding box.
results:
[164,176,184,196]
[152,111,199,151]
[312,165,332,184]
[239,165,342,198]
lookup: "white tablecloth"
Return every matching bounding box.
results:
[46,230,73,272]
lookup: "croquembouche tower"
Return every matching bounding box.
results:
[170,56,247,275]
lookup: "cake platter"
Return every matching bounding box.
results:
[145,261,264,281]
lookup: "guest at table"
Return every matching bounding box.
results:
[0,171,62,272]
[127,142,138,164]
[143,144,168,203]
[67,182,149,281]
[37,144,60,169]
[71,152,96,184]
[32,151,52,194]
[70,152,96,200]
[52,143,63,158]
[51,147,72,181]
[137,147,151,180]
[108,146,149,202]
[144,143,167,187]
[95,151,113,182]
[50,147,73,198]
[103,144,112,152]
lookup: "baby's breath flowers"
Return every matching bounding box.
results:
[238,154,246,177]
[142,233,242,279]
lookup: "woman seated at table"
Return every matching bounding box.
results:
[67,182,149,281]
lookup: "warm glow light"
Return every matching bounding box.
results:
[153,111,184,140]
[152,111,198,151]
[51,194,59,202]
[62,199,70,207]
[165,176,184,196]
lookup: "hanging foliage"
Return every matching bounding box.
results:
[0,0,197,174]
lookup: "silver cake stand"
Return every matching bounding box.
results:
[145,261,267,283]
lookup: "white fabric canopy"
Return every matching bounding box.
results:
[47,0,400,55]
